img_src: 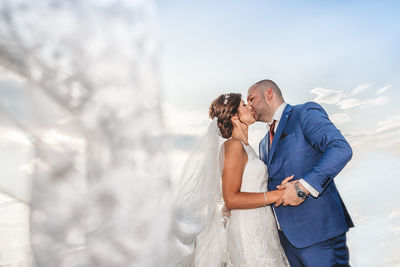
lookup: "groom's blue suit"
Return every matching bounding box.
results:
[259,102,354,265]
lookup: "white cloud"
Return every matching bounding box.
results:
[311,84,392,110]
[162,102,209,136]
[376,114,400,135]
[337,152,400,266]
[337,98,364,109]
[345,114,400,153]
[337,96,391,110]
[166,149,190,183]
[377,85,391,95]
[350,84,371,96]
[389,209,400,234]
[330,112,351,125]
[310,87,346,104]
[367,96,391,106]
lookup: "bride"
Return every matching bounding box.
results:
[173,93,290,266]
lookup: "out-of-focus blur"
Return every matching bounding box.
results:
[0,1,172,266]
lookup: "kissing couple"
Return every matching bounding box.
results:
[173,80,354,267]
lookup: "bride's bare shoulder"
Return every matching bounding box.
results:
[223,139,245,154]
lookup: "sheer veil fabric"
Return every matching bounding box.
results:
[172,119,227,266]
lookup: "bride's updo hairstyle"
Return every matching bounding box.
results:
[209,93,242,138]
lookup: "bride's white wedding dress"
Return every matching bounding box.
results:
[173,120,289,267]
[225,142,289,266]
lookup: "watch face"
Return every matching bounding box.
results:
[298,191,306,199]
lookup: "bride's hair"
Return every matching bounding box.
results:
[209,93,242,138]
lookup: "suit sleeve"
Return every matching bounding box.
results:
[300,102,353,194]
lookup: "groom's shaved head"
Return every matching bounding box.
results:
[247,79,284,123]
[250,79,284,101]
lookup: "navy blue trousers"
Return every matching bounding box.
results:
[278,230,350,267]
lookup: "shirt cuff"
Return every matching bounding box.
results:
[299,179,319,198]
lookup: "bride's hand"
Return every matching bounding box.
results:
[276,175,294,190]
[222,205,231,218]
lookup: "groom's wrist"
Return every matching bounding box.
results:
[299,179,320,198]
[296,181,310,195]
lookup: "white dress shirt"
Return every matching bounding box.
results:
[267,103,320,197]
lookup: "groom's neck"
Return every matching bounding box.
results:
[261,100,284,123]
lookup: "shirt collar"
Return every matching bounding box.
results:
[268,102,287,126]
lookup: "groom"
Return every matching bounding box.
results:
[247,80,354,267]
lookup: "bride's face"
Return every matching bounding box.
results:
[237,100,256,125]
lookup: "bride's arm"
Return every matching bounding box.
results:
[222,140,283,210]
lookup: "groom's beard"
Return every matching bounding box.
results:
[265,106,275,123]
[248,107,259,121]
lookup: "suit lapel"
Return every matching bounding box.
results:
[267,104,293,166]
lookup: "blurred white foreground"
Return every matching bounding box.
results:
[0,0,172,266]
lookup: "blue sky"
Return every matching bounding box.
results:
[156,1,400,266]
[157,0,400,106]
[158,0,400,156]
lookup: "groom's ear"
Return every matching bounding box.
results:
[264,88,273,102]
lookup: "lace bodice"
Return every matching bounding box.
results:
[225,142,289,267]
[240,144,269,192]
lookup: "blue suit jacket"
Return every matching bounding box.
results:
[259,102,354,248]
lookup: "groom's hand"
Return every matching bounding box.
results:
[275,181,308,207]
[276,175,294,190]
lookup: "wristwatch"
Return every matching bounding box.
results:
[294,182,307,200]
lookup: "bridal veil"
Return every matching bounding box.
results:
[172,119,227,266]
